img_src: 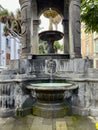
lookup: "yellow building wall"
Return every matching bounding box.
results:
[93,32,98,68]
[81,23,93,58]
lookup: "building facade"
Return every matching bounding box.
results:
[0,5,21,67]
[93,32,98,68]
[81,23,98,68]
[81,23,93,59]
[0,23,21,66]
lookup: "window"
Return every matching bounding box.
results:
[95,40,98,52]
[96,60,98,68]
[86,43,89,56]
[6,38,10,47]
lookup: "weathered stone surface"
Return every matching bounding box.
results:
[2,0,98,121]
[1,56,98,117]
[19,0,81,57]
[69,0,81,58]
[0,115,95,130]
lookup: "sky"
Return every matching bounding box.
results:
[0,0,20,12]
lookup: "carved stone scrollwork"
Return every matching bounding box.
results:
[19,0,31,54]
[46,59,56,74]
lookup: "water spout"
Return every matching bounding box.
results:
[45,59,56,82]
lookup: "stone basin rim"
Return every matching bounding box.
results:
[39,30,64,41]
[26,83,78,90]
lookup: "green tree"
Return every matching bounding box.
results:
[39,40,63,54]
[39,40,48,54]
[81,0,98,33]
[54,41,64,53]
[0,9,21,37]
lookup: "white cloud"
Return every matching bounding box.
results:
[0,0,20,12]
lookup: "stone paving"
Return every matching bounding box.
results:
[0,115,97,130]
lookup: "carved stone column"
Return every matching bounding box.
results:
[19,0,32,57]
[31,20,39,54]
[30,0,39,54]
[69,0,81,58]
[63,2,69,55]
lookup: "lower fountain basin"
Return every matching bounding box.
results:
[27,83,77,90]
[27,83,78,118]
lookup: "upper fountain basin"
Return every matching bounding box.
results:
[39,30,64,41]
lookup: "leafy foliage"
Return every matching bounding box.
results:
[54,41,63,53]
[0,9,21,37]
[39,40,63,54]
[39,40,48,54]
[81,0,98,33]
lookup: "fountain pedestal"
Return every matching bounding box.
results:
[39,31,64,53]
[33,89,67,118]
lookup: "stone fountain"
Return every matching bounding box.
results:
[0,0,97,130]
[39,8,63,54]
[26,53,78,118]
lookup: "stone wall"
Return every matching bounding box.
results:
[1,57,98,117]
[0,80,34,117]
[71,80,98,116]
